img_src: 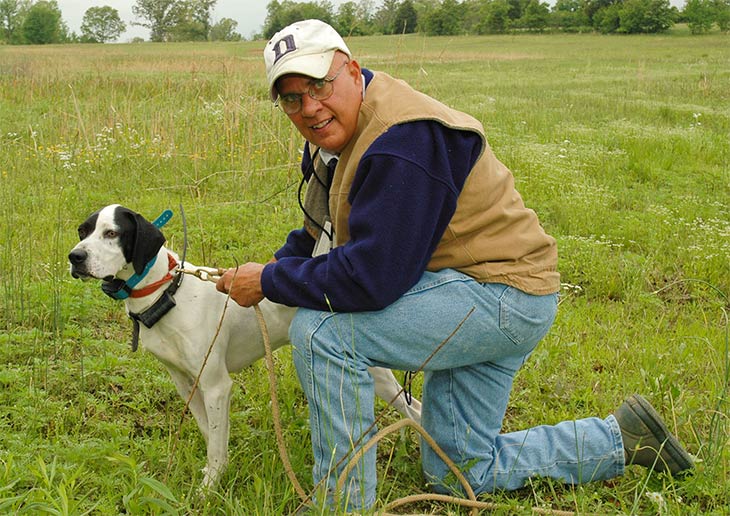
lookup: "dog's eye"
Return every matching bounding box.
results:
[104,230,118,238]
[78,229,87,240]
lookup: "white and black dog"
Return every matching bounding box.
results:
[68,204,421,488]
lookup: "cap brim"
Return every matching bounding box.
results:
[268,50,336,101]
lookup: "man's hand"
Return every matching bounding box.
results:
[216,262,266,307]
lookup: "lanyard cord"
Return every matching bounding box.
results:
[297,147,334,241]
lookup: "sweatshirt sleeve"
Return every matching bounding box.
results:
[273,227,315,260]
[261,121,483,312]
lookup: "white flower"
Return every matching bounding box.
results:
[646,491,667,512]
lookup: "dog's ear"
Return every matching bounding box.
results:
[116,207,166,275]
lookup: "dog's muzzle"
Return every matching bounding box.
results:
[68,248,93,279]
[68,249,89,279]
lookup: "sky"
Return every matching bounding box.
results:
[56,0,274,42]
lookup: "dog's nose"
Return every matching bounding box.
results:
[68,248,87,265]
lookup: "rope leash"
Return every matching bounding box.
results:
[338,419,580,516]
[165,266,234,484]
[176,265,308,499]
[183,268,580,516]
[253,302,309,501]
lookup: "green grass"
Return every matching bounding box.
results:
[1,31,729,514]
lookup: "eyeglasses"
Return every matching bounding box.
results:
[275,61,349,115]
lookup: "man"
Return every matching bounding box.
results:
[217,19,693,512]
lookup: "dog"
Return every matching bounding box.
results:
[68,204,422,488]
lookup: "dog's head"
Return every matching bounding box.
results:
[68,204,166,281]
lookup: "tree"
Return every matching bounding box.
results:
[506,0,530,20]
[22,0,62,43]
[476,0,512,33]
[423,0,463,35]
[715,0,730,31]
[0,0,28,43]
[80,6,126,42]
[684,0,716,32]
[132,0,181,41]
[170,0,216,40]
[210,17,241,40]
[617,0,673,32]
[460,0,482,33]
[263,1,335,38]
[356,0,376,28]
[519,0,550,30]
[336,1,365,35]
[584,0,619,26]
[393,0,418,33]
[551,0,590,30]
[592,1,621,32]
[372,0,399,33]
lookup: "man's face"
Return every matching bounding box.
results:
[276,54,362,153]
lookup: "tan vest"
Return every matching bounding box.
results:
[306,72,560,295]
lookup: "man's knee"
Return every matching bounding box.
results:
[289,308,341,358]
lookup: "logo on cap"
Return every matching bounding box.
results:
[272,34,297,65]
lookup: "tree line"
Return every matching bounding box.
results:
[1,0,728,45]
[264,0,729,36]
[0,0,242,44]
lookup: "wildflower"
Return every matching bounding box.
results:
[561,282,583,293]
[646,491,667,513]
[691,112,702,128]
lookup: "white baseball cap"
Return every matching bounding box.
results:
[264,19,352,102]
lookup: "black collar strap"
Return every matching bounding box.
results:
[127,271,183,351]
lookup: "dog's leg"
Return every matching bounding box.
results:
[198,370,234,489]
[168,369,210,445]
[369,367,422,424]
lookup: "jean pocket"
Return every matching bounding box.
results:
[498,286,557,349]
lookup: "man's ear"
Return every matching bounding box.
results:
[347,58,361,79]
[346,59,363,95]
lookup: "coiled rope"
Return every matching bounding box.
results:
[251,303,579,516]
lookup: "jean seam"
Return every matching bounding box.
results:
[605,414,627,477]
[499,292,520,346]
[305,310,338,480]
[447,369,462,461]
[402,271,470,297]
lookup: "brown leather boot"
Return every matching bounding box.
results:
[614,394,694,475]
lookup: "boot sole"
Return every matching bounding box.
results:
[628,394,694,473]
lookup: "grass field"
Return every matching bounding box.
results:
[1,29,729,514]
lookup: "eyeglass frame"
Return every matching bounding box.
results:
[274,60,350,115]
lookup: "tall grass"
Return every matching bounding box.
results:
[1,30,728,514]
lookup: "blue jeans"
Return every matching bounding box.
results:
[290,269,624,511]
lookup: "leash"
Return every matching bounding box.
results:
[253,302,309,501]
[182,270,580,515]
[165,264,235,485]
[176,266,227,283]
[175,264,309,500]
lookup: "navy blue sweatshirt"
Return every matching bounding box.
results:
[261,69,483,312]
